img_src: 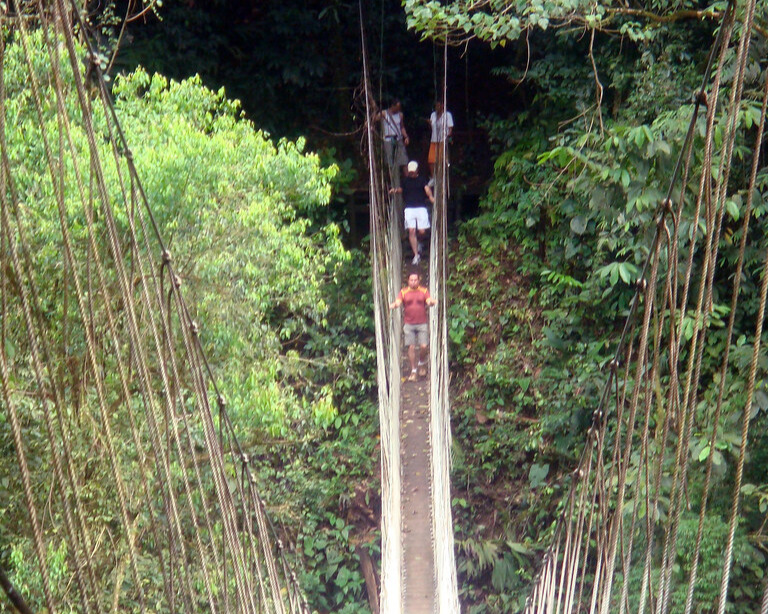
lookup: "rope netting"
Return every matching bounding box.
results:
[360,11,404,609]
[0,1,308,612]
[524,1,768,612]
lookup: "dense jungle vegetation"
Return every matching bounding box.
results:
[1,0,767,612]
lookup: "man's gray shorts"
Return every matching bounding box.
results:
[383,138,407,168]
[404,323,428,346]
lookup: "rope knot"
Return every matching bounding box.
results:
[217,394,226,411]
[172,274,182,289]
[190,321,199,337]
[608,358,620,372]
[277,539,284,550]
[636,278,647,293]
[695,90,708,106]
[121,147,133,161]
[241,453,249,465]
[161,250,172,265]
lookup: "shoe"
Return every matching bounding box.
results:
[411,254,420,265]
[418,367,427,378]
[408,371,418,382]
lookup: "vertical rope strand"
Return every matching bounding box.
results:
[429,37,459,614]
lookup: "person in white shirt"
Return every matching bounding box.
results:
[376,99,410,177]
[428,100,454,178]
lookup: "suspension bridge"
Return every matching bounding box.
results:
[2,0,768,612]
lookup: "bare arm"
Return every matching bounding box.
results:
[399,113,410,144]
[424,184,435,204]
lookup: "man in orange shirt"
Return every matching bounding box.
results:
[390,272,437,381]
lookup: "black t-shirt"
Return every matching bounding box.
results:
[402,175,428,208]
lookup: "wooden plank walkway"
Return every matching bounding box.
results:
[399,259,436,613]
[401,375,435,613]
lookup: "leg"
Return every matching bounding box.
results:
[428,142,436,178]
[416,228,427,257]
[418,344,428,377]
[408,227,419,258]
[408,344,418,380]
[408,344,417,372]
[383,140,395,175]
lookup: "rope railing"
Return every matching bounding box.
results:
[0,1,309,611]
[428,40,460,614]
[360,9,404,608]
[523,0,768,611]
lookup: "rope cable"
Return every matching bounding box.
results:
[426,35,460,613]
[71,0,306,606]
[520,1,768,610]
[683,44,768,614]
[359,3,404,610]
[0,1,310,610]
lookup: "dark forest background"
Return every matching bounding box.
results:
[111,0,513,179]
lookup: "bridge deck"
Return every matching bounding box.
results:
[399,259,437,613]
[401,376,435,612]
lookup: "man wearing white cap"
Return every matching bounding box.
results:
[390,160,435,265]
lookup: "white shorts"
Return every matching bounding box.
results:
[404,207,430,230]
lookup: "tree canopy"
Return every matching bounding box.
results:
[1,28,356,610]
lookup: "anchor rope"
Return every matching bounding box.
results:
[523,0,768,611]
[0,2,309,611]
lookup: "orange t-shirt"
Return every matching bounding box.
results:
[398,286,431,325]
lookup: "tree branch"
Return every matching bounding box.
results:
[588,28,605,137]
[0,565,34,614]
[602,8,767,40]
[606,7,723,24]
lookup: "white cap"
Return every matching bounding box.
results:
[407,160,418,173]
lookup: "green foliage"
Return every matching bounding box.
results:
[299,513,369,612]
[456,533,532,612]
[9,539,73,612]
[403,0,747,47]
[0,28,383,613]
[614,513,764,613]
[115,0,440,148]
[413,1,768,609]
[404,0,601,45]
